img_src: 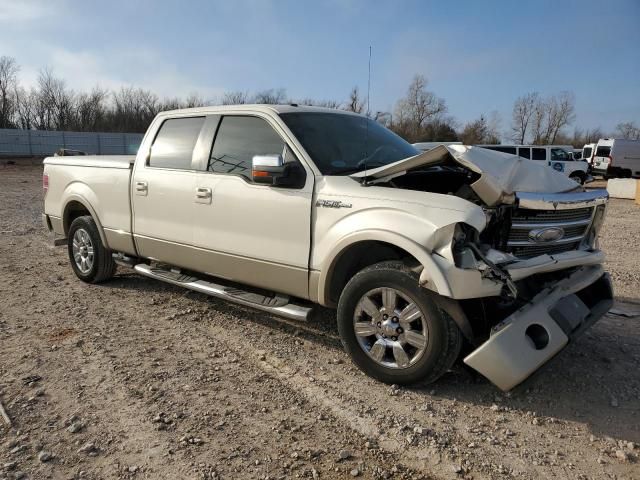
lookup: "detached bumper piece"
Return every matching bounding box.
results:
[464,265,613,391]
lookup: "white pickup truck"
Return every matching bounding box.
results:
[43,105,613,391]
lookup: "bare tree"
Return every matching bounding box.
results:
[221,91,248,105]
[13,86,36,129]
[394,74,446,142]
[110,86,159,132]
[511,92,539,144]
[419,117,459,142]
[530,97,547,144]
[295,98,341,108]
[184,93,206,108]
[615,121,640,140]
[562,127,605,147]
[513,91,576,144]
[0,56,19,128]
[345,86,364,113]
[74,87,108,131]
[486,111,502,143]
[542,91,575,144]
[253,88,287,104]
[33,68,77,130]
[459,115,498,144]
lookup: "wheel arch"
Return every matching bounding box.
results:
[62,195,109,248]
[317,231,453,307]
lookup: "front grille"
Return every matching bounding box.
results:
[506,206,594,259]
[511,207,593,224]
[510,241,582,258]
[508,224,589,242]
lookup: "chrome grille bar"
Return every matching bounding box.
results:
[510,218,592,229]
[506,190,608,258]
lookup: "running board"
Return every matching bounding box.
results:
[133,263,313,321]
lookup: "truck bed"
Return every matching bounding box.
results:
[43,155,135,253]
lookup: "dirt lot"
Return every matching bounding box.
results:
[1,163,638,480]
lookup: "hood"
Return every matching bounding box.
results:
[350,145,581,206]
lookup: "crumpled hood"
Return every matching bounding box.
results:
[350,145,581,206]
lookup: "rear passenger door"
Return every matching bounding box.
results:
[131,116,205,267]
[193,114,313,299]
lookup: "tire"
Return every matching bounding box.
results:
[67,215,116,283]
[569,173,585,185]
[337,261,462,385]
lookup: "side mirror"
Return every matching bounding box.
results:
[252,154,306,188]
[252,154,286,185]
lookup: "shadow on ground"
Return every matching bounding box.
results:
[104,270,640,444]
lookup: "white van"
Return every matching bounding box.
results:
[592,138,640,178]
[475,144,590,184]
[582,143,596,166]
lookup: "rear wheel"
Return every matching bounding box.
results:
[67,215,116,283]
[337,261,462,385]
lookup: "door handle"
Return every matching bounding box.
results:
[195,187,212,204]
[135,181,148,196]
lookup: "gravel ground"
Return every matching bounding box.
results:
[1,163,638,480]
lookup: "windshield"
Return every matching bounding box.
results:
[280,112,418,175]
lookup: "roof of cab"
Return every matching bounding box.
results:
[159,104,362,117]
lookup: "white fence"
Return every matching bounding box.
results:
[0,128,144,156]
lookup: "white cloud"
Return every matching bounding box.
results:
[2,39,226,102]
[0,0,54,22]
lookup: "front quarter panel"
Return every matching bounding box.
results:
[312,177,486,303]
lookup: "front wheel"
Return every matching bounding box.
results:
[67,215,117,283]
[337,261,462,385]
[569,172,585,185]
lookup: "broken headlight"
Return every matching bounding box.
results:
[586,204,606,248]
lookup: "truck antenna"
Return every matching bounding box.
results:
[363,45,372,185]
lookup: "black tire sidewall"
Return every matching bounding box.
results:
[337,264,449,384]
[570,173,585,185]
[67,216,104,283]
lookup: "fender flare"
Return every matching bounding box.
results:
[317,229,454,306]
[62,193,109,249]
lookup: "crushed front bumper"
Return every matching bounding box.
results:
[464,265,613,391]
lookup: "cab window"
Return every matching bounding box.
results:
[208,116,285,179]
[149,117,205,169]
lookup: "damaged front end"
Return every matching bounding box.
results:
[352,146,613,391]
[464,266,613,391]
[453,189,612,390]
[450,189,612,390]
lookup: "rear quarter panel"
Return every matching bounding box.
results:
[44,163,132,242]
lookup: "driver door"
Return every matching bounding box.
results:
[192,114,313,299]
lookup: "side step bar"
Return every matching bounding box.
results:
[133,263,313,321]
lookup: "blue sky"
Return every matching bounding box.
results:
[1,0,638,135]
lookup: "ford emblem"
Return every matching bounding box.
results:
[528,227,565,243]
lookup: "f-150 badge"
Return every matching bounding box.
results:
[316,199,353,209]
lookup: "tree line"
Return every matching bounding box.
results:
[0,56,637,144]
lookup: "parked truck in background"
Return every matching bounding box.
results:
[592,138,640,178]
[43,105,613,391]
